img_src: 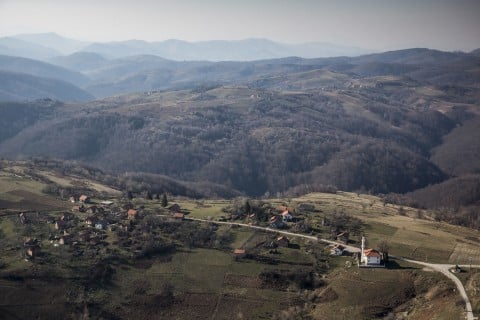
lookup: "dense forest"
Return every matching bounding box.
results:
[0,48,479,227]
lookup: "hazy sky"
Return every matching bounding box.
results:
[0,0,479,51]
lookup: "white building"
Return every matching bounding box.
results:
[360,236,382,265]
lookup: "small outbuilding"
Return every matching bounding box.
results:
[276,236,290,247]
[127,209,138,220]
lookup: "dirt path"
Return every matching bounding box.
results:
[184,216,477,320]
[395,257,480,320]
[185,217,360,253]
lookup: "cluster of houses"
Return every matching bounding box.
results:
[327,228,384,267]
[23,194,189,260]
[269,206,294,229]
[328,234,384,267]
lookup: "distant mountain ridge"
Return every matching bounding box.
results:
[1,33,373,61]
[82,38,373,61]
[14,32,89,55]
[0,37,61,60]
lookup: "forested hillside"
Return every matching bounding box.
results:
[0,84,473,197]
[0,48,479,205]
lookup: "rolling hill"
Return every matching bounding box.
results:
[13,32,89,55]
[0,71,93,102]
[0,54,90,87]
[48,51,108,73]
[0,47,478,206]
[59,47,480,98]
[0,85,463,197]
[0,36,61,60]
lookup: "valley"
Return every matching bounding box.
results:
[0,29,479,320]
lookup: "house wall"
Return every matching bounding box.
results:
[367,256,380,265]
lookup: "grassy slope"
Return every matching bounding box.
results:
[166,191,480,264]
[293,192,480,264]
[0,163,476,319]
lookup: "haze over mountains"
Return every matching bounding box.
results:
[0,32,372,62]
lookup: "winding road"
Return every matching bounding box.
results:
[184,216,478,320]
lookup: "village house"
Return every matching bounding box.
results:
[24,238,40,259]
[19,212,27,225]
[276,235,290,247]
[72,205,86,213]
[330,244,345,256]
[95,220,107,230]
[233,248,246,258]
[172,212,184,220]
[277,205,294,213]
[270,216,285,229]
[85,216,97,227]
[360,236,382,266]
[79,195,90,203]
[59,234,73,245]
[55,220,68,231]
[127,209,138,220]
[281,210,293,222]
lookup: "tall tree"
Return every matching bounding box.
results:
[378,240,390,263]
[161,193,168,207]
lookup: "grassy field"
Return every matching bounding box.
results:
[312,262,464,320]
[162,191,480,264]
[0,167,67,211]
[292,192,480,264]
[0,163,478,319]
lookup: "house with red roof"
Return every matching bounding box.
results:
[127,209,138,220]
[360,236,382,266]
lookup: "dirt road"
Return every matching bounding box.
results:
[185,216,478,320]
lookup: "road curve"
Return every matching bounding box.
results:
[183,216,477,320]
[396,257,477,320]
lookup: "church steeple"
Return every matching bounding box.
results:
[361,236,366,263]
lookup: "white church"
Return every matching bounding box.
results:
[360,236,383,267]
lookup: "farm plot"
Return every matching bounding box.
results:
[449,242,480,264]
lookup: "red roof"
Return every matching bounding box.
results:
[127,209,138,216]
[173,212,184,219]
[281,210,291,216]
[234,249,246,254]
[364,249,381,257]
[79,195,89,201]
[277,206,294,212]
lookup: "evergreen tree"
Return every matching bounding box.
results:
[145,191,153,200]
[245,199,251,214]
[161,193,168,207]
